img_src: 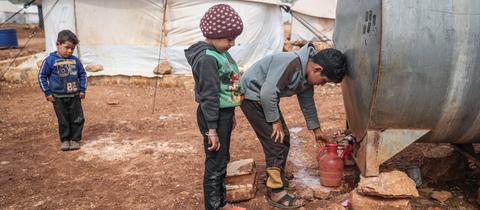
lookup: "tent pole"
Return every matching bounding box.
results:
[73,0,81,59]
[280,5,331,43]
[152,0,168,114]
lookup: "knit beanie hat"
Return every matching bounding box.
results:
[200,4,243,39]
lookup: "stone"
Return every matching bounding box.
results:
[312,185,343,200]
[85,64,104,72]
[421,144,467,181]
[430,191,452,203]
[225,159,257,202]
[357,170,419,198]
[330,193,350,204]
[153,60,172,75]
[350,189,411,210]
[106,99,119,105]
[299,188,314,201]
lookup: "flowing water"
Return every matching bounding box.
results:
[289,127,320,188]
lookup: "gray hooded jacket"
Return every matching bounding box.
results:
[240,43,320,129]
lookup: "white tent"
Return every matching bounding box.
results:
[290,0,336,42]
[41,0,284,76]
[0,1,39,24]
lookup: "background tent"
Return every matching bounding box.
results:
[0,0,39,24]
[290,0,336,42]
[41,0,284,76]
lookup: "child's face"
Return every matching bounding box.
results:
[306,59,332,86]
[209,38,236,53]
[56,41,76,57]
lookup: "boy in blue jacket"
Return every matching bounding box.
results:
[38,30,87,151]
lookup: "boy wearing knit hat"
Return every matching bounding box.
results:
[240,44,347,208]
[184,4,245,210]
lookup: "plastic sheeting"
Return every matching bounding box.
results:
[290,13,335,42]
[290,0,336,42]
[0,1,39,24]
[291,0,336,19]
[41,0,284,77]
[43,0,76,54]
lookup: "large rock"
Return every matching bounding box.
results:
[430,191,452,203]
[357,170,419,198]
[85,64,104,72]
[2,67,37,84]
[225,159,257,202]
[153,60,172,75]
[350,190,411,210]
[421,144,467,181]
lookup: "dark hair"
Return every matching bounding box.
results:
[312,48,347,83]
[57,30,79,45]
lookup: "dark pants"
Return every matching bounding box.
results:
[197,106,234,210]
[240,99,290,190]
[53,95,84,142]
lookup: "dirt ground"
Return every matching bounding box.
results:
[1,24,479,209]
[0,82,343,209]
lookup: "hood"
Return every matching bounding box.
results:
[50,51,75,59]
[294,42,316,75]
[184,41,217,66]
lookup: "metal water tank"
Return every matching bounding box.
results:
[0,28,19,48]
[334,0,480,176]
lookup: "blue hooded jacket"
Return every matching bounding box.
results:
[38,52,87,96]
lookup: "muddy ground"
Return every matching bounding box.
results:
[1,24,479,209]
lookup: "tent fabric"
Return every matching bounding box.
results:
[0,1,39,24]
[290,13,335,42]
[42,0,284,77]
[43,0,76,54]
[290,0,336,42]
[291,0,336,19]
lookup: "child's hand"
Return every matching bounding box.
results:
[313,128,328,148]
[271,120,285,143]
[207,129,220,151]
[80,92,86,99]
[46,95,54,103]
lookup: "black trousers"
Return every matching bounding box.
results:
[53,95,84,142]
[197,106,234,210]
[240,99,290,190]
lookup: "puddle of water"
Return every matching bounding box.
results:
[289,127,320,187]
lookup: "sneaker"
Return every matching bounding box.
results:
[60,141,70,151]
[69,141,81,150]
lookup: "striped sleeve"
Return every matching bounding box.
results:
[38,58,51,96]
[76,58,87,93]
